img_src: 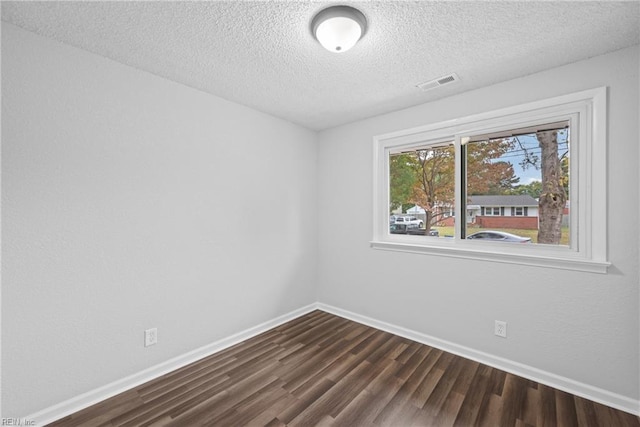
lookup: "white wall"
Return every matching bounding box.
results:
[2,23,317,417]
[317,46,639,403]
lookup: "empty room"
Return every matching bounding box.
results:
[2,1,639,426]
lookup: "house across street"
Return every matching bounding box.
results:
[466,195,539,229]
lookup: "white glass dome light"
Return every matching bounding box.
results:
[312,6,367,53]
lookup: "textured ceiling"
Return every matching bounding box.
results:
[2,1,639,131]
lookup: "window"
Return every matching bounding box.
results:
[463,121,570,245]
[389,142,455,236]
[373,88,609,273]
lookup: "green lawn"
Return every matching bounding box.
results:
[432,226,569,245]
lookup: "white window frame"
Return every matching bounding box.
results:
[484,207,501,216]
[372,87,609,273]
[513,207,524,216]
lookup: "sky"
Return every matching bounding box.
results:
[493,130,569,186]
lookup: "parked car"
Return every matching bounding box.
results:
[466,230,531,243]
[393,216,424,228]
[390,223,420,234]
[390,224,439,236]
[407,228,440,236]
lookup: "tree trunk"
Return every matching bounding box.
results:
[425,210,433,229]
[537,130,566,244]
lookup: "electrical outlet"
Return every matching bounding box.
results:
[145,328,158,347]
[494,320,507,338]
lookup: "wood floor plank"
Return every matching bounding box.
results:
[243,391,298,427]
[316,330,389,385]
[264,417,286,427]
[423,357,464,408]
[453,363,493,426]
[137,356,234,403]
[113,374,230,426]
[166,369,280,425]
[47,390,143,427]
[395,344,433,382]
[287,359,386,426]
[275,378,335,425]
[538,383,558,427]
[499,374,529,426]
[395,340,422,364]
[430,390,466,427]
[45,311,640,427]
[286,352,354,398]
[411,353,452,408]
[330,358,403,426]
[451,358,480,396]
[488,365,508,396]
[279,336,354,391]
[208,380,289,426]
[520,384,540,426]
[555,389,579,427]
[574,396,601,427]
[477,393,504,427]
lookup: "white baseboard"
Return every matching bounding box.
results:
[316,302,640,417]
[25,301,639,425]
[26,303,319,426]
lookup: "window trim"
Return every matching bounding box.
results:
[372,87,609,273]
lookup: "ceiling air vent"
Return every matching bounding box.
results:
[416,73,460,92]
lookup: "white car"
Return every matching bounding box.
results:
[393,216,423,228]
[466,230,531,243]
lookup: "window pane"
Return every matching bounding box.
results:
[389,143,455,238]
[464,123,570,245]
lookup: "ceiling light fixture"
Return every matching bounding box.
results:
[311,5,367,53]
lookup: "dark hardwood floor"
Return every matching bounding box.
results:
[48,310,639,426]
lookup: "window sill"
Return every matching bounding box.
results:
[370,240,610,274]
